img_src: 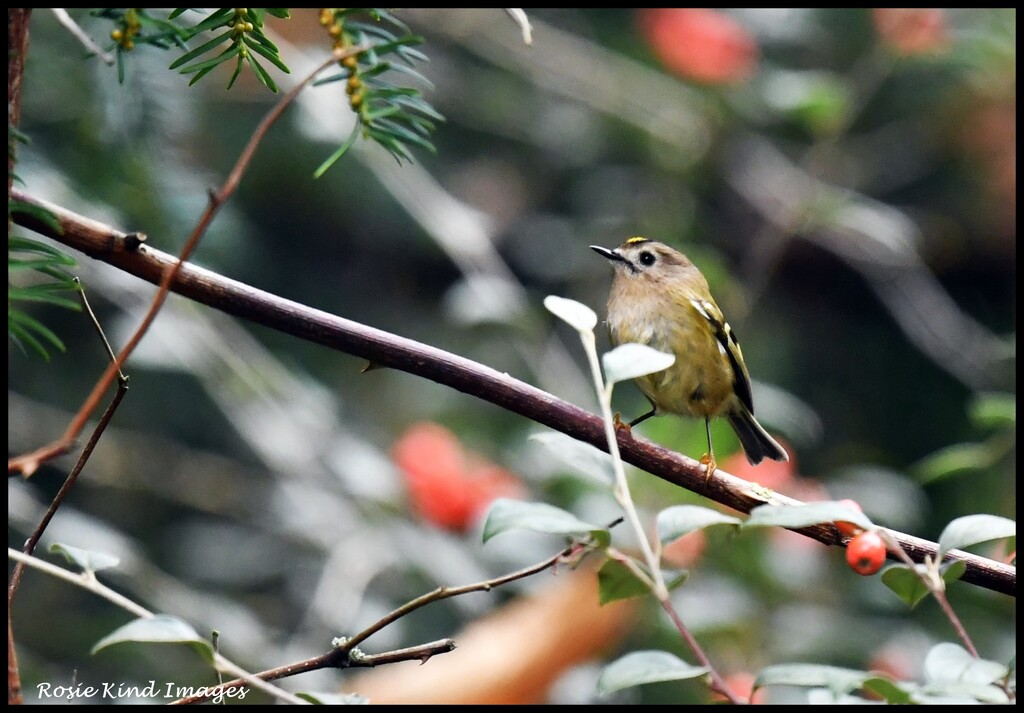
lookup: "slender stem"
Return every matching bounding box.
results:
[9,548,154,620]
[170,640,458,705]
[931,588,979,659]
[51,9,115,65]
[345,538,586,651]
[579,331,666,598]
[7,382,128,604]
[660,600,744,705]
[75,277,127,381]
[879,531,979,657]
[579,333,739,703]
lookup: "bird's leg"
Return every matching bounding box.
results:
[700,417,717,490]
[614,407,655,434]
[629,409,656,428]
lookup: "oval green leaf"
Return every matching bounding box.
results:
[49,543,120,573]
[862,677,913,704]
[657,505,741,544]
[969,392,1015,430]
[881,564,930,608]
[482,499,605,543]
[754,663,869,693]
[602,344,675,385]
[596,559,650,605]
[543,295,597,333]
[744,501,873,531]
[529,431,612,485]
[913,443,994,484]
[937,514,1015,558]
[597,650,708,695]
[91,615,213,662]
[923,643,1008,686]
[940,558,967,583]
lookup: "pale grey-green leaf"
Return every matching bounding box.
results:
[544,295,597,333]
[530,431,612,484]
[598,650,708,695]
[49,543,120,572]
[482,498,604,543]
[602,344,675,385]
[755,663,870,693]
[923,642,1008,686]
[937,514,1015,558]
[91,615,212,661]
[657,505,741,544]
[744,502,873,531]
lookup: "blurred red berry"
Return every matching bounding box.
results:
[393,422,463,485]
[868,643,917,682]
[392,423,525,531]
[661,530,707,568]
[872,8,948,56]
[846,531,886,575]
[723,441,795,491]
[834,498,865,538]
[711,671,765,704]
[638,8,757,85]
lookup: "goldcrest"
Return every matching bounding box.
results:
[591,237,788,468]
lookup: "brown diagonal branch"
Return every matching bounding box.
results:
[8,189,1016,599]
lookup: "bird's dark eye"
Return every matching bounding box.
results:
[638,251,656,266]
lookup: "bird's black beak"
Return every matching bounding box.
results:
[590,245,627,264]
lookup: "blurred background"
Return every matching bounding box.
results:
[8,8,1015,704]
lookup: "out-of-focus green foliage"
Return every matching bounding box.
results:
[8,125,79,360]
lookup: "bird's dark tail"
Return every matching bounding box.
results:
[728,408,788,465]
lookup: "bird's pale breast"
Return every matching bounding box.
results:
[607,287,735,419]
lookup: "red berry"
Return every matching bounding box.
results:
[637,8,757,85]
[872,8,948,56]
[392,423,525,531]
[846,531,886,575]
[835,498,865,537]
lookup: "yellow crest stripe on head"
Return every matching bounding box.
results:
[626,236,649,245]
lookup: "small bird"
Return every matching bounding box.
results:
[591,237,788,472]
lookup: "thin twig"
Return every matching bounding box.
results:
[170,640,458,705]
[354,639,457,667]
[660,599,745,704]
[51,9,115,65]
[170,537,592,704]
[7,381,128,603]
[74,277,127,382]
[9,279,129,602]
[344,537,589,651]
[7,51,348,478]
